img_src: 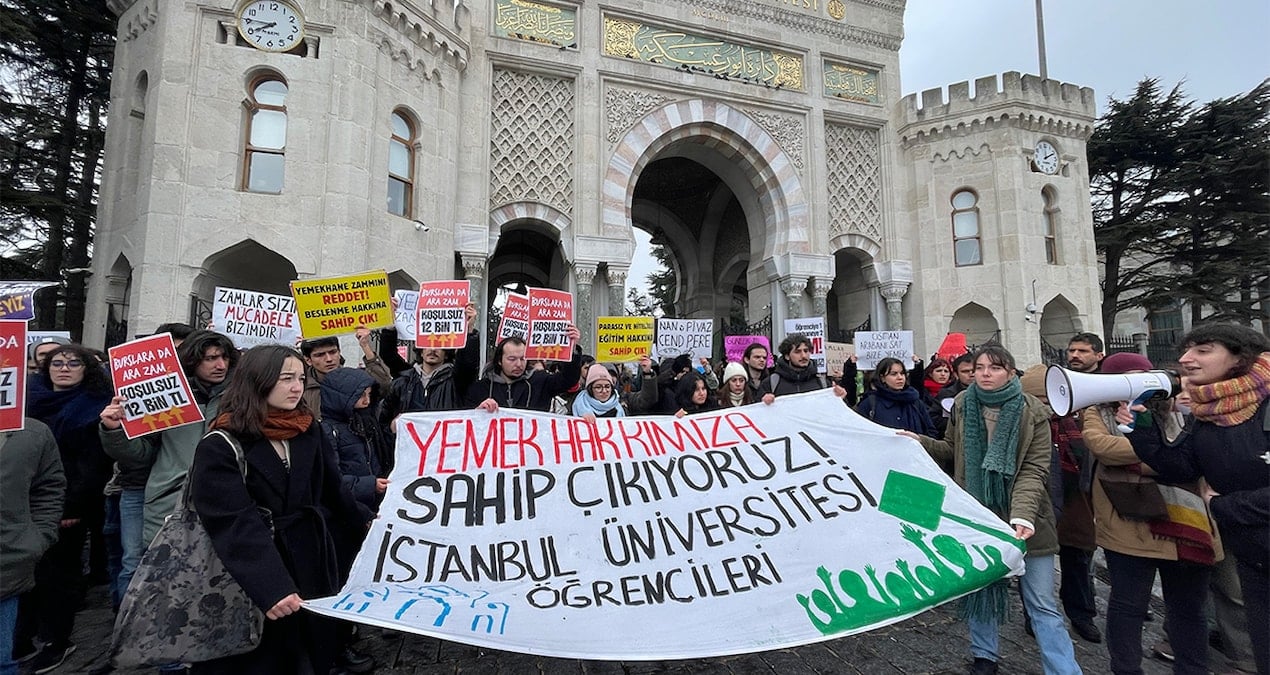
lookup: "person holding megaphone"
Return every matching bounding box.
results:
[1082,352,1221,675]
[1114,324,1270,675]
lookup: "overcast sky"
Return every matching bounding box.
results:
[628,1,1269,298]
[901,0,1269,112]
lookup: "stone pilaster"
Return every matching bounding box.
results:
[606,266,628,316]
[460,254,487,349]
[811,278,834,318]
[574,263,598,342]
[879,282,909,331]
[780,277,808,319]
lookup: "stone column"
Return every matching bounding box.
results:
[879,282,909,331]
[607,266,628,316]
[811,279,834,318]
[574,263,598,342]
[460,254,487,357]
[780,277,808,319]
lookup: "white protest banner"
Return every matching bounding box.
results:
[307,391,1026,659]
[654,318,713,361]
[783,317,827,374]
[393,290,420,342]
[854,331,914,370]
[212,286,301,349]
[497,292,530,343]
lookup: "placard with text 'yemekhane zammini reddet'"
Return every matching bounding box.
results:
[307,391,1026,659]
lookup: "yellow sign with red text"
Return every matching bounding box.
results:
[291,271,393,338]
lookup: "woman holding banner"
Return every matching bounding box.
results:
[899,345,1080,675]
[1117,324,1270,675]
[188,345,370,673]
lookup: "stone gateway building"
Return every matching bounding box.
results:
[86,0,1102,365]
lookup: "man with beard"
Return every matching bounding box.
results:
[380,305,481,426]
[742,343,771,399]
[98,330,239,556]
[468,325,583,412]
[759,333,846,402]
[1048,332,1105,644]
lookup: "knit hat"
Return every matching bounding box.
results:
[26,335,71,360]
[1101,352,1153,374]
[583,363,614,389]
[722,361,747,384]
[1019,364,1048,399]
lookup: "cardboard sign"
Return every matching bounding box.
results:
[723,335,773,368]
[654,318,713,361]
[416,281,470,350]
[0,281,57,320]
[291,270,393,339]
[212,286,301,349]
[825,341,855,376]
[784,317,827,374]
[0,321,26,431]
[854,330,915,370]
[308,391,1026,659]
[393,290,420,342]
[595,316,654,363]
[107,334,204,439]
[497,292,530,343]
[525,288,573,361]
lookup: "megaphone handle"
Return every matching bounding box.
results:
[1116,390,1162,434]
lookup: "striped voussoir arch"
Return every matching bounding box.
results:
[602,99,809,256]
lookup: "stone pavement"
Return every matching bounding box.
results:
[33,561,1243,675]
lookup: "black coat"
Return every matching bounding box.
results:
[1128,397,1270,571]
[465,348,583,411]
[759,358,828,397]
[319,368,389,511]
[190,423,369,673]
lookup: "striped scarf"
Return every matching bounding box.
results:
[1187,353,1270,426]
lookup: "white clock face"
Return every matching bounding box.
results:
[238,1,305,52]
[1034,141,1059,175]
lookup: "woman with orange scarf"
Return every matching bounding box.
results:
[1118,324,1270,675]
[188,345,371,674]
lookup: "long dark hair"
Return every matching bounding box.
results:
[1181,323,1270,378]
[178,330,239,378]
[214,344,308,437]
[872,357,908,390]
[39,344,112,396]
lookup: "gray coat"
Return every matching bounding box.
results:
[1,420,65,599]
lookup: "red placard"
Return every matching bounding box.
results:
[108,334,205,439]
[497,292,530,343]
[526,288,573,361]
[0,320,27,432]
[415,280,469,350]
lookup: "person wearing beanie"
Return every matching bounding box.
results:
[572,363,625,420]
[1116,324,1270,675]
[1083,351,1223,674]
[717,361,754,408]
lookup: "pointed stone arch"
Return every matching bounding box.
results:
[1039,294,1082,345]
[489,201,573,264]
[603,99,809,262]
[949,302,1001,344]
[191,239,298,301]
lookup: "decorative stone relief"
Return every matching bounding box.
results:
[780,278,807,319]
[811,279,834,317]
[826,123,882,241]
[490,69,575,216]
[605,87,674,143]
[744,109,805,172]
[118,0,157,42]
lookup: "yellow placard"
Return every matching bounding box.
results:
[595,316,654,363]
[291,270,393,338]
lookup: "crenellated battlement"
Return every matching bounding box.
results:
[898,71,1095,129]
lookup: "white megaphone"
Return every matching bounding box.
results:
[1045,365,1181,432]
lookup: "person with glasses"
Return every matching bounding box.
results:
[19,344,114,673]
[572,364,626,420]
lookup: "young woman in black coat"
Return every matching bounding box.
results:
[854,357,938,437]
[189,345,370,674]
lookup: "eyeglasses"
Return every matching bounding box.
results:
[591,383,613,390]
[49,360,84,370]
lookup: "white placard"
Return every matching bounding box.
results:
[783,317,827,374]
[853,331,915,370]
[653,318,714,361]
[212,286,301,349]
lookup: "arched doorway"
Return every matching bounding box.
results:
[189,240,298,327]
[827,248,873,341]
[105,254,133,347]
[949,302,1001,346]
[1039,294,1082,364]
[605,100,812,334]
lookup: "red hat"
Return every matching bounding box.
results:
[1101,352,1153,374]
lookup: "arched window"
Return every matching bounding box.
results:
[242,76,287,193]
[387,111,415,216]
[951,189,981,266]
[1042,187,1059,264]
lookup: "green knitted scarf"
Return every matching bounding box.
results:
[958,376,1025,625]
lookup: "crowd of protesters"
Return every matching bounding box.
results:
[1,311,1266,675]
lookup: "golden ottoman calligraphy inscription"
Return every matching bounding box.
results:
[494,0,576,47]
[603,16,803,90]
[823,62,879,104]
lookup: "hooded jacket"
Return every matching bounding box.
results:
[319,367,390,510]
[466,347,583,412]
[1,420,65,599]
